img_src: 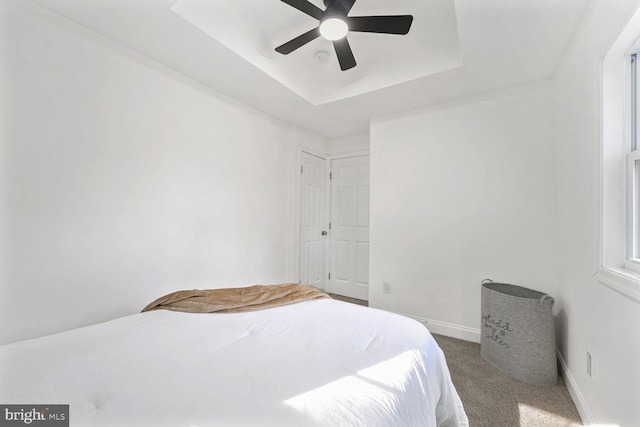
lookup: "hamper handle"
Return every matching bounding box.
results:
[481,278,493,284]
[537,294,555,312]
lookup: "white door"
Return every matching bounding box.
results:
[299,152,328,289]
[329,155,370,300]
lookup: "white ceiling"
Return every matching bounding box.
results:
[171,0,462,105]
[30,0,591,139]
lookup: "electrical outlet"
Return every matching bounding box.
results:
[586,351,592,378]
[383,282,391,294]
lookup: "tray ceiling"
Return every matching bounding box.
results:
[171,0,462,105]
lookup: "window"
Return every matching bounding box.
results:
[596,18,640,303]
[624,54,640,273]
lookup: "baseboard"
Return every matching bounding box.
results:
[557,349,596,426]
[399,312,481,343]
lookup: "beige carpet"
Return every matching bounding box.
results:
[433,334,583,427]
[328,293,368,306]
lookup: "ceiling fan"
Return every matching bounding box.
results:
[275,0,413,71]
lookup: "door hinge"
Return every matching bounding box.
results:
[328,272,331,280]
[301,165,303,173]
[329,222,332,230]
[330,172,332,180]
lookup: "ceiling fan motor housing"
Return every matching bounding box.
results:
[322,0,350,20]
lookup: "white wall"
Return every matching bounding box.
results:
[328,133,370,156]
[0,0,304,345]
[554,0,640,424]
[369,84,557,341]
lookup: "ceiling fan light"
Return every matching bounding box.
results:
[319,18,348,41]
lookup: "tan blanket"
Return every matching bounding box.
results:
[141,283,330,314]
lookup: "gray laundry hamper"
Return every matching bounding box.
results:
[480,280,557,385]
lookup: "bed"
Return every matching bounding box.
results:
[0,287,468,426]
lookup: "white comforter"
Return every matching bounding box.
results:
[0,299,468,426]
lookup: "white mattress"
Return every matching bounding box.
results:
[0,299,468,426]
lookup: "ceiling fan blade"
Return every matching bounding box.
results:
[332,38,356,71]
[280,0,323,20]
[276,28,321,54]
[347,15,414,35]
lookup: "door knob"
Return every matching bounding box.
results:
[321,231,328,236]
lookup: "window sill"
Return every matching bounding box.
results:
[594,267,640,304]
